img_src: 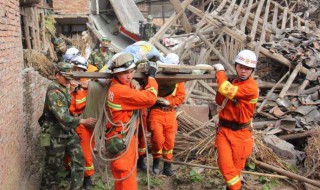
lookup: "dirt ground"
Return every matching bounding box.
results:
[90,154,299,190]
[21,150,313,190]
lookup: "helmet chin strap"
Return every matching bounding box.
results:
[238,75,249,81]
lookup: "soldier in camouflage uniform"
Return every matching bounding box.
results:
[40,62,97,190]
[54,38,68,62]
[88,37,114,70]
[142,15,157,41]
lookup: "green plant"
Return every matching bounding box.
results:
[259,176,279,190]
[189,170,203,183]
[138,172,163,187]
[45,15,56,38]
[248,162,256,170]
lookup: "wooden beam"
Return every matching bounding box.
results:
[197,80,216,95]
[281,7,288,29]
[250,0,265,40]
[257,71,289,113]
[271,4,278,41]
[198,33,236,74]
[170,0,192,33]
[278,62,302,99]
[22,15,31,49]
[240,0,254,32]
[150,0,194,45]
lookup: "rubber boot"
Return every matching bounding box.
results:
[152,158,160,175]
[163,162,175,176]
[137,155,147,171]
[65,171,71,180]
[83,176,93,190]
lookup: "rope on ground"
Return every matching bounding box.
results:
[160,158,289,179]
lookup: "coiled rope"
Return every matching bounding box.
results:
[85,80,150,189]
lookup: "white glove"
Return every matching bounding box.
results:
[156,97,170,106]
[213,63,225,71]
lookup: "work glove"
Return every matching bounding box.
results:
[213,63,225,71]
[146,61,158,78]
[131,79,141,90]
[156,97,170,106]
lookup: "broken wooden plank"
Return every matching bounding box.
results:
[250,0,265,40]
[257,71,289,113]
[281,7,288,29]
[278,62,302,99]
[170,0,192,33]
[198,33,236,74]
[150,0,194,44]
[197,80,216,95]
[185,80,198,103]
[240,0,254,32]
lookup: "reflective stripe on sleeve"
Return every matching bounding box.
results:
[139,148,146,153]
[107,101,122,110]
[84,165,94,171]
[249,98,258,103]
[76,97,86,104]
[226,175,240,186]
[153,149,162,155]
[146,87,158,96]
[163,149,173,155]
[171,84,178,96]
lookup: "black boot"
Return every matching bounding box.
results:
[137,155,147,171]
[163,162,175,176]
[83,176,93,190]
[64,171,71,180]
[152,158,160,175]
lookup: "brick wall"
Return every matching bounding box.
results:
[0,1,51,189]
[19,68,50,190]
[0,0,25,189]
[53,0,90,15]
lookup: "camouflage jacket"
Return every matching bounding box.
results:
[56,51,65,63]
[88,48,114,70]
[41,81,80,137]
[143,23,157,41]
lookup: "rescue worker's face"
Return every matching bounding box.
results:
[56,73,71,87]
[58,43,67,53]
[115,69,135,85]
[235,63,253,81]
[73,67,86,72]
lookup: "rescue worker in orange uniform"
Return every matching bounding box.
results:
[148,53,186,176]
[106,52,158,190]
[66,56,95,189]
[213,49,259,190]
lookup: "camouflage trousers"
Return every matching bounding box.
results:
[40,134,84,190]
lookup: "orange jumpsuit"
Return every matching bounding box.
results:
[65,84,95,177]
[214,71,258,190]
[149,82,185,160]
[107,77,158,190]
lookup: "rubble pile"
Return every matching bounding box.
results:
[146,0,320,186]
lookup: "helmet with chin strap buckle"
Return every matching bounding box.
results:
[70,56,88,71]
[109,52,136,74]
[234,49,257,69]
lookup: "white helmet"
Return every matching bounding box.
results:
[165,53,179,65]
[234,49,257,69]
[64,47,81,62]
[109,52,136,73]
[70,56,87,71]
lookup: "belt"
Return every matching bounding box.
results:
[151,106,175,112]
[219,119,250,131]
